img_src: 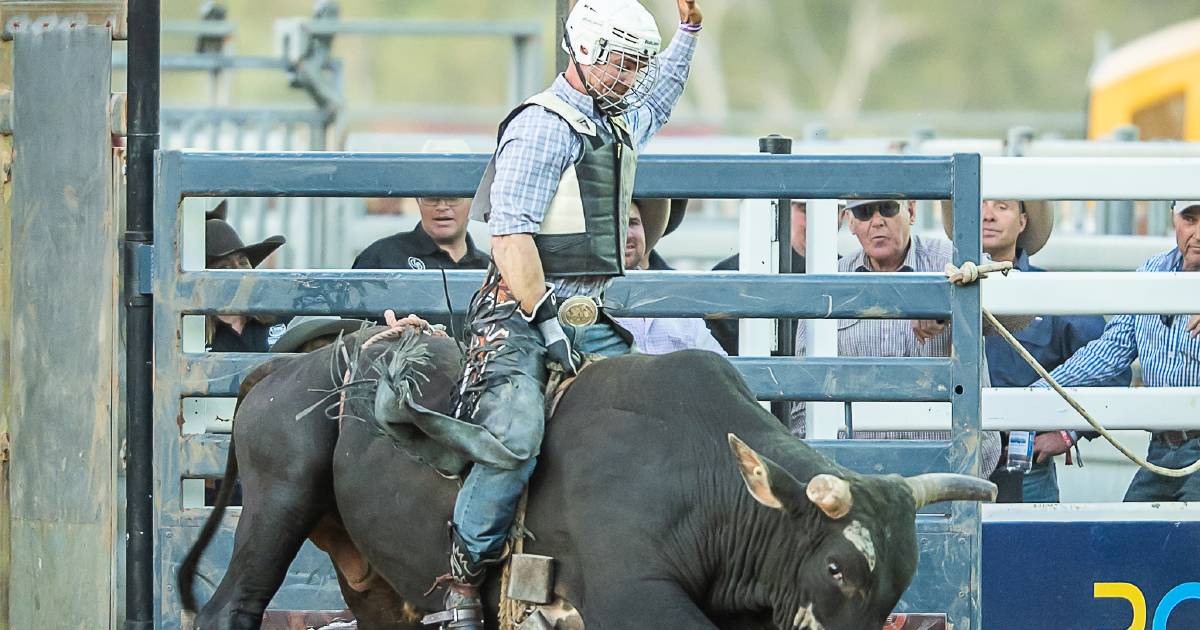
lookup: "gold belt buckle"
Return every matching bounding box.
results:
[558,295,599,327]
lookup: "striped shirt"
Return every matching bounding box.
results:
[615,316,728,356]
[792,234,1002,474]
[485,28,698,300]
[1036,249,1200,394]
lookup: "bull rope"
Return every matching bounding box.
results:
[334,316,447,429]
[947,260,1200,477]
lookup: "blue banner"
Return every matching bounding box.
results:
[983,520,1200,629]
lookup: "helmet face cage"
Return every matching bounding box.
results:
[583,44,660,116]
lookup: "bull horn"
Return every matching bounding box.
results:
[905,473,997,509]
[806,474,853,520]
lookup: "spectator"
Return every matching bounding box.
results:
[641,198,688,270]
[204,215,287,352]
[943,199,1131,503]
[1033,200,1200,502]
[203,209,287,505]
[614,200,725,355]
[709,200,807,354]
[352,140,488,334]
[793,199,1003,476]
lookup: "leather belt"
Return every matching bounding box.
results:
[1155,430,1200,448]
[558,295,602,327]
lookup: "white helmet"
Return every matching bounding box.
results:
[562,0,662,115]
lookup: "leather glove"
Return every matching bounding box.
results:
[522,285,580,375]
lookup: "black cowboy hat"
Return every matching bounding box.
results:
[205,218,286,268]
[206,200,228,221]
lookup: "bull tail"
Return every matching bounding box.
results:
[177,355,294,614]
[177,432,239,613]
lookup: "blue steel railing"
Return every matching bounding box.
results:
[153,150,984,628]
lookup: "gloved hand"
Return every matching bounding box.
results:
[522,286,580,375]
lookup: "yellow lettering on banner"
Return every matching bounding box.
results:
[1094,582,1147,630]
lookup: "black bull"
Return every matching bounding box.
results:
[179,328,995,630]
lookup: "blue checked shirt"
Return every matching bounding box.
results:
[1035,249,1200,395]
[485,28,698,299]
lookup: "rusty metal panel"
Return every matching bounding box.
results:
[153,150,346,628]
[0,2,127,40]
[6,23,115,628]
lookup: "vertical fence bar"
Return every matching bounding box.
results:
[125,1,160,627]
[760,134,794,424]
[555,0,571,73]
[948,152,983,630]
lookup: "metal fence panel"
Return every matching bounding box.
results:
[153,150,986,627]
[6,24,119,630]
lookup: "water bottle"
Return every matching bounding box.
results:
[1005,431,1034,474]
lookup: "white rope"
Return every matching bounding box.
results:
[946,263,1200,477]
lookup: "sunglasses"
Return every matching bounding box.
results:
[417,197,469,207]
[849,201,902,221]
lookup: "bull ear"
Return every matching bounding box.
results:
[728,434,805,511]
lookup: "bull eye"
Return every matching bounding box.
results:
[827,561,844,582]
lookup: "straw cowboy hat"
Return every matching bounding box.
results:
[270,316,374,353]
[634,198,688,253]
[939,199,1053,256]
[205,218,286,268]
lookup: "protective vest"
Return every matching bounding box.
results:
[472,91,637,277]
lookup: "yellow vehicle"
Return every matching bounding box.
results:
[1088,17,1200,140]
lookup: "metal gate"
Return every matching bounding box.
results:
[152,149,985,628]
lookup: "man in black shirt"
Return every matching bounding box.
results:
[353,195,487,334]
[708,200,808,354]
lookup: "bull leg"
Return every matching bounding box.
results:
[196,486,330,629]
[309,513,374,591]
[332,565,425,630]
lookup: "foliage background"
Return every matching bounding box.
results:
[146,1,1199,137]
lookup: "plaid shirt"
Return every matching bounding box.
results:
[1036,248,1200,393]
[615,316,728,356]
[485,28,697,299]
[793,234,1002,474]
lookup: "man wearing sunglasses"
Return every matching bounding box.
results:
[1032,200,1200,502]
[792,199,1003,477]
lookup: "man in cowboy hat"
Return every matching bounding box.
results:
[422,1,706,625]
[614,199,725,355]
[638,198,689,270]
[942,199,1131,502]
[353,139,488,334]
[708,200,808,355]
[791,199,1004,477]
[205,214,287,353]
[1032,200,1200,502]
